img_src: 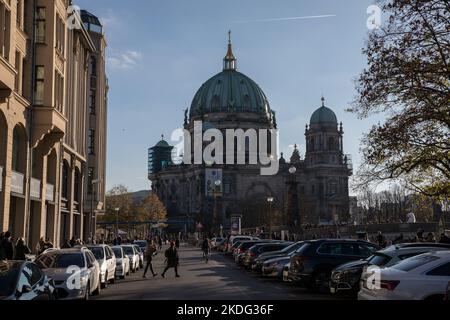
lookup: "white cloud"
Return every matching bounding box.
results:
[107,50,143,70]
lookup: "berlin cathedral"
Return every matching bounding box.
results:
[148,34,353,232]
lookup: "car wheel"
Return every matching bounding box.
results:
[92,279,101,296]
[312,270,331,293]
[101,272,108,289]
[110,273,116,284]
[425,295,445,301]
[84,283,90,300]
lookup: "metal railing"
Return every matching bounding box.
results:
[11,171,24,194]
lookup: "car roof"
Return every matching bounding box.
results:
[304,239,376,245]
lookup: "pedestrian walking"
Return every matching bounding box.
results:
[14,238,31,261]
[1,231,14,260]
[161,241,180,278]
[158,236,163,251]
[143,240,158,278]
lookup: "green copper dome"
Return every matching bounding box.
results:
[310,98,338,125]
[190,32,271,119]
[190,70,271,118]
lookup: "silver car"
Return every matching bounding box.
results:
[112,246,130,279]
[121,245,140,273]
[35,247,101,300]
[87,245,116,288]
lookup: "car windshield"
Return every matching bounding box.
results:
[392,254,441,272]
[135,241,146,248]
[0,266,20,297]
[282,242,304,254]
[36,253,85,269]
[367,253,392,266]
[88,247,105,260]
[123,247,134,255]
[113,248,122,258]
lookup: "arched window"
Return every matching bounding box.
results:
[62,161,69,199]
[74,169,81,202]
[328,137,335,151]
[309,138,315,152]
[328,180,338,195]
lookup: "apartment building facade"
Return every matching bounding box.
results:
[0,0,107,250]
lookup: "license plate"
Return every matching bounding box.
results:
[330,286,336,294]
[283,271,288,277]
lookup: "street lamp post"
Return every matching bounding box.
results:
[267,197,274,238]
[287,166,300,235]
[213,180,222,235]
[89,179,102,244]
[114,208,120,240]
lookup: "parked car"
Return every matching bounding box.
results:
[233,241,265,262]
[133,244,144,268]
[35,247,101,300]
[359,251,450,300]
[227,236,259,252]
[243,242,293,268]
[112,246,130,279]
[261,255,293,279]
[330,243,450,295]
[0,261,57,300]
[215,239,227,252]
[87,245,116,288]
[282,262,291,282]
[252,241,306,272]
[122,245,140,272]
[288,239,379,292]
[133,240,147,255]
[210,237,223,248]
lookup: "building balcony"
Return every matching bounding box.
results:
[11,171,25,195]
[30,178,41,199]
[0,166,3,192]
[0,56,15,102]
[46,183,55,202]
[32,107,67,148]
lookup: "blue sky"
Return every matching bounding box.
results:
[75,0,381,193]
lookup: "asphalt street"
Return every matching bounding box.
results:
[94,244,349,300]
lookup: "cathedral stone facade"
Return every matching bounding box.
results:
[148,36,352,232]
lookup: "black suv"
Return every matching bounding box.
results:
[288,239,379,292]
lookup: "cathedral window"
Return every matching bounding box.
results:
[328,181,338,195]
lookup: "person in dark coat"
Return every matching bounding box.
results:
[161,241,180,278]
[175,238,180,249]
[1,232,14,260]
[143,239,158,278]
[14,238,31,261]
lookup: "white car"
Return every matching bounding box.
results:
[359,251,450,300]
[112,246,130,279]
[87,245,116,288]
[35,247,101,300]
[121,245,140,273]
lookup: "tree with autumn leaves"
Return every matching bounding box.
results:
[100,185,167,229]
[350,0,450,201]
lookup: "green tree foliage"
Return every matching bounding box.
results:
[350,0,450,200]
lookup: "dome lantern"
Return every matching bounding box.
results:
[223,31,237,71]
